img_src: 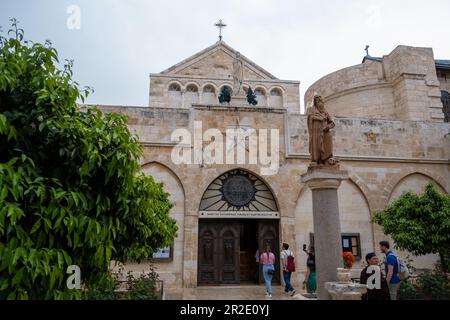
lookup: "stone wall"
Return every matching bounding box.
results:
[288,114,450,160]
[98,105,190,144]
[98,92,450,297]
[149,75,301,112]
[305,46,445,122]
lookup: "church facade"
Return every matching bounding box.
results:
[99,41,450,299]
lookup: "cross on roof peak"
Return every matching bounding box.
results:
[214,19,227,41]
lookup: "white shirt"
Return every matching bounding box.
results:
[281,249,293,260]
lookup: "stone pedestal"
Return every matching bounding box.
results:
[230,95,248,106]
[301,165,348,300]
[325,281,367,300]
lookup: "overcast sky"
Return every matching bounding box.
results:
[2,0,450,111]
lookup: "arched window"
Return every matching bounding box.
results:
[254,88,266,96]
[270,88,283,108]
[270,88,282,96]
[185,84,199,107]
[219,85,233,97]
[168,83,181,92]
[202,85,216,105]
[199,169,278,212]
[168,83,182,108]
[203,85,215,93]
[441,90,450,122]
[186,84,199,92]
[254,88,267,106]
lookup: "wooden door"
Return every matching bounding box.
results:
[198,220,240,285]
[219,223,240,284]
[198,222,219,285]
[258,220,280,284]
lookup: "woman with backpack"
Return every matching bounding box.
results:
[260,244,276,298]
[281,243,296,296]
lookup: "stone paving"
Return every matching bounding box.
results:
[182,285,316,300]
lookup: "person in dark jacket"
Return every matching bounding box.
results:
[302,245,316,295]
[360,252,391,300]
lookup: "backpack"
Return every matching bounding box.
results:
[285,250,296,272]
[388,252,409,281]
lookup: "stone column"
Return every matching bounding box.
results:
[301,166,348,300]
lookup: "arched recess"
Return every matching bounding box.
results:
[202,83,217,105]
[269,87,284,108]
[219,84,234,97]
[294,179,373,283]
[140,162,185,288]
[254,87,267,106]
[346,172,373,214]
[184,82,200,107]
[388,172,446,203]
[382,169,447,206]
[385,172,447,270]
[168,81,182,108]
[199,168,279,213]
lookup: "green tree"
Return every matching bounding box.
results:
[373,183,450,273]
[0,19,177,299]
[218,86,231,104]
[246,86,257,106]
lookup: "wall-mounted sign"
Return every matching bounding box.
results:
[152,245,173,261]
[199,211,279,219]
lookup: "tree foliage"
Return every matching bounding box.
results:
[246,86,257,106]
[373,183,450,272]
[0,19,177,299]
[218,86,231,104]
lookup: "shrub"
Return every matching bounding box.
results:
[398,267,450,300]
[83,266,161,300]
[124,269,160,300]
[418,270,450,300]
[83,274,118,300]
[398,279,424,300]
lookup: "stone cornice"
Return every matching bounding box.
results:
[150,73,300,85]
[192,104,287,113]
[286,153,450,164]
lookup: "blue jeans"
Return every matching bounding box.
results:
[262,264,274,295]
[283,271,294,292]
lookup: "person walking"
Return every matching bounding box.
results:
[360,252,390,300]
[379,241,401,300]
[302,245,317,296]
[281,243,296,296]
[260,244,276,298]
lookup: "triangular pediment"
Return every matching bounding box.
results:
[160,41,278,80]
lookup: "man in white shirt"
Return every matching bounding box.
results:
[281,243,296,296]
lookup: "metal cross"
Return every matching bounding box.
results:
[214,19,227,41]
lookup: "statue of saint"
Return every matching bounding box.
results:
[307,95,337,165]
[232,52,244,96]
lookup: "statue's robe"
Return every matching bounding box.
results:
[307,106,335,164]
[232,58,244,96]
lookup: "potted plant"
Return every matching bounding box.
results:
[337,252,356,283]
[343,252,355,269]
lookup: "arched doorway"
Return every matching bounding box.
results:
[198,169,280,285]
